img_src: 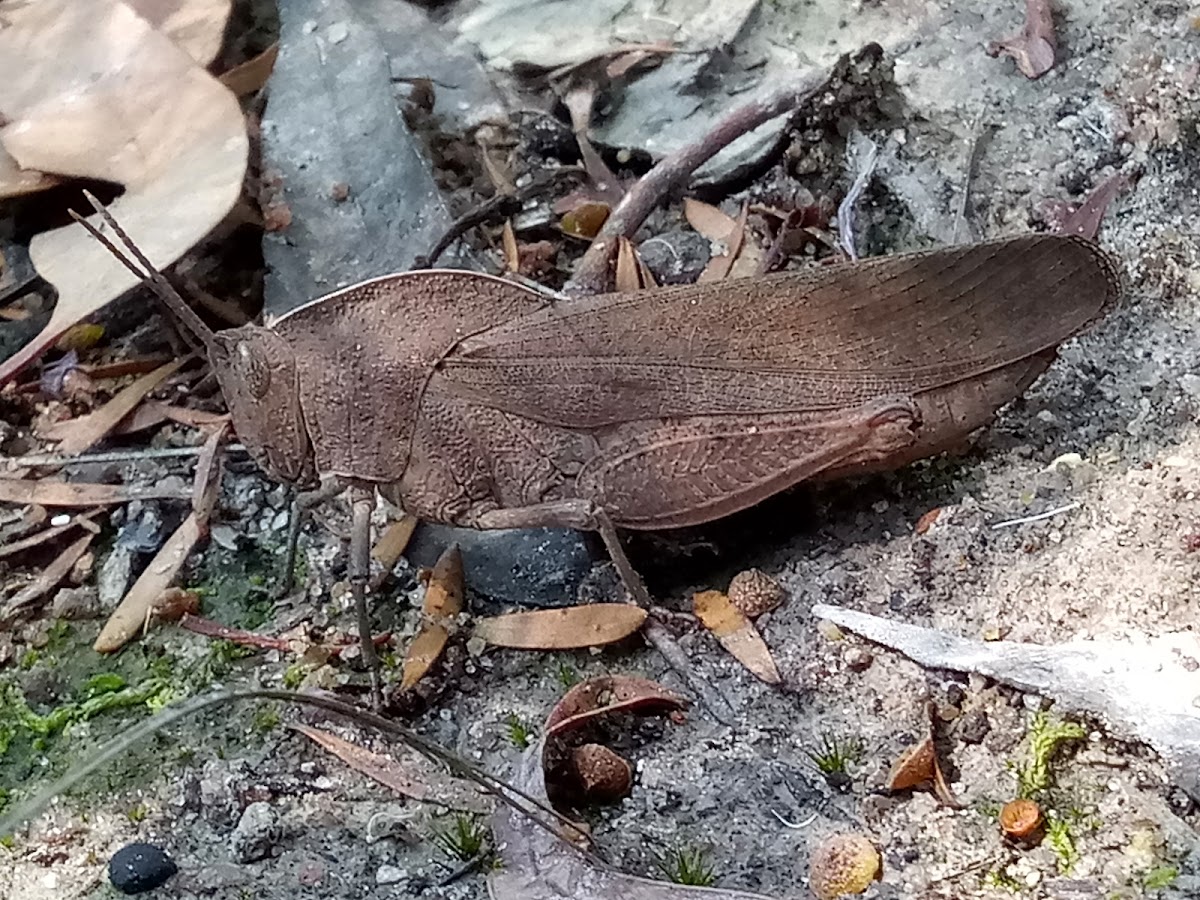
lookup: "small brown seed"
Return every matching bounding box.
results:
[727,568,784,618]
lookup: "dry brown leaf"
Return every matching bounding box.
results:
[370,514,417,589]
[109,400,230,436]
[0,513,100,561]
[559,200,611,239]
[400,545,464,691]
[474,604,647,651]
[692,590,781,684]
[545,675,687,736]
[39,359,185,454]
[886,736,936,791]
[218,42,278,96]
[1057,172,1131,241]
[126,0,233,65]
[0,478,191,507]
[0,0,248,384]
[94,511,202,652]
[501,220,521,273]
[1,532,95,620]
[614,237,643,293]
[985,0,1056,80]
[293,724,489,812]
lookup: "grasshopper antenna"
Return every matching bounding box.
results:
[69,190,216,353]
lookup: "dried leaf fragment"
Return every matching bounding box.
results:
[294,724,489,812]
[400,545,463,691]
[692,590,781,684]
[985,0,1057,80]
[1,532,95,620]
[473,604,646,650]
[886,736,936,791]
[545,675,686,736]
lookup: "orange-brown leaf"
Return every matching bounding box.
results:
[473,604,646,650]
[0,477,191,507]
[693,589,781,683]
[400,545,463,690]
[49,359,185,456]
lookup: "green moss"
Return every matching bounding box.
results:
[1045,813,1079,874]
[1142,865,1178,891]
[1015,711,1086,799]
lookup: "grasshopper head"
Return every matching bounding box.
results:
[209,326,318,487]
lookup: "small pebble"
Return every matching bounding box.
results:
[108,842,178,895]
[957,709,991,744]
[229,801,278,863]
[376,864,407,885]
[843,647,873,672]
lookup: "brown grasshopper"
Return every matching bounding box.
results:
[74,194,1121,703]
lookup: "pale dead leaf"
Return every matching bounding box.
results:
[692,590,780,684]
[95,511,202,652]
[0,0,248,384]
[1,532,95,620]
[400,545,464,691]
[474,604,647,650]
[191,420,227,530]
[39,359,185,455]
[0,478,191,507]
[293,724,490,813]
[0,146,59,197]
[218,42,279,96]
[126,0,233,66]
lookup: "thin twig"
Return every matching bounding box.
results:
[990,501,1080,530]
[417,166,586,268]
[3,444,249,469]
[565,45,883,296]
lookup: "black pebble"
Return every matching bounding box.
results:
[108,842,178,895]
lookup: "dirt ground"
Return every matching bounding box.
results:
[2,0,1200,898]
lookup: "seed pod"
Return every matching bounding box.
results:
[999,798,1044,844]
[727,568,784,618]
[809,832,881,900]
[572,743,632,801]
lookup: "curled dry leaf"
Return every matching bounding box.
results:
[692,590,781,684]
[545,675,686,737]
[473,603,647,651]
[217,42,279,97]
[985,0,1056,80]
[400,545,464,691]
[886,736,936,791]
[0,0,249,384]
[369,514,417,590]
[808,833,881,900]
